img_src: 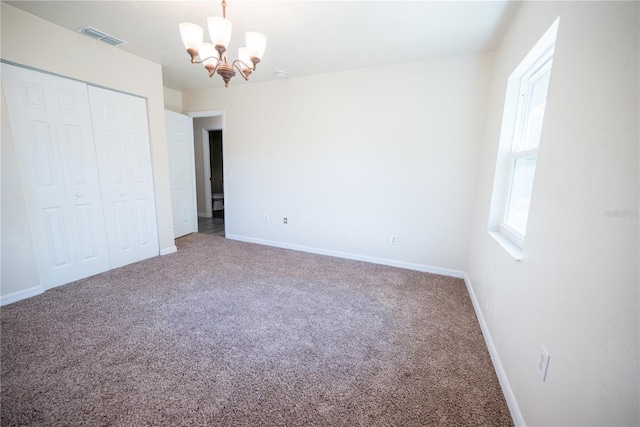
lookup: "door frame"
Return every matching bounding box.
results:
[184,110,225,225]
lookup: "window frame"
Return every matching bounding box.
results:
[500,48,554,246]
[487,18,559,260]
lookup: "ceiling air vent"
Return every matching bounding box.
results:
[77,26,127,47]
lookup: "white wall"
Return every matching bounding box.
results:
[1,4,175,298]
[183,53,493,272]
[163,87,183,113]
[466,2,639,426]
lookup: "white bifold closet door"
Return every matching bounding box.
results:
[2,63,160,289]
[2,64,111,288]
[88,86,159,268]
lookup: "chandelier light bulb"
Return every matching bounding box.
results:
[246,32,267,63]
[238,47,252,74]
[207,16,232,51]
[179,23,203,50]
[199,43,219,76]
[179,23,204,62]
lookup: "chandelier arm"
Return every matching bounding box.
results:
[192,56,221,78]
[221,0,227,19]
[192,54,220,65]
[208,62,221,78]
[231,60,254,80]
[234,59,254,71]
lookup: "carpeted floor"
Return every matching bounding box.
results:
[1,233,513,426]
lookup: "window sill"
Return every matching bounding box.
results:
[487,230,522,262]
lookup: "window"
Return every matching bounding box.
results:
[502,49,553,242]
[488,19,559,259]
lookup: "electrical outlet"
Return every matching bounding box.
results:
[537,345,550,382]
[283,217,288,224]
[390,235,397,245]
[263,215,269,223]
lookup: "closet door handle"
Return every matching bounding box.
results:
[76,192,83,198]
[120,192,126,197]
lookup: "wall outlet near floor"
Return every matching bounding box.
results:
[390,235,397,245]
[283,217,288,224]
[537,345,550,382]
[263,215,269,223]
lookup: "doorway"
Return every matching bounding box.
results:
[199,129,225,236]
[186,111,226,237]
[209,130,224,219]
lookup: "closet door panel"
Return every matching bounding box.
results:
[88,86,159,268]
[2,64,110,288]
[42,207,72,268]
[52,77,111,277]
[23,116,76,277]
[103,126,137,262]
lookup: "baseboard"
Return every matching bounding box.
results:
[226,234,465,279]
[160,245,177,256]
[2,247,178,305]
[463,273,524,427]
[1,285,44,306]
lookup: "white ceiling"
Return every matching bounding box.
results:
[4,1,519,92]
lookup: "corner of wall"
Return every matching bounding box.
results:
[163,87,183,113]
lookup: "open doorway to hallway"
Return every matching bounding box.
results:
[199,129,224,237]
[188,112,226,237]
[197,216,224,236]
[209,130,224,220]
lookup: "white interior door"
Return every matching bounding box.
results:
[89,86,159,268]
[1,64,110,288]
[165,110,197,238]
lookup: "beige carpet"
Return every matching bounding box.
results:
[1,233,512,426]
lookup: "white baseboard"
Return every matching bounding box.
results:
[160,245,177,256]
[226,234,465,279]
[2,247,178,305]
[463,273,524,427]
[1,285,44,306]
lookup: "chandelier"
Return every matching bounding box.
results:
[179,0,267,87]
